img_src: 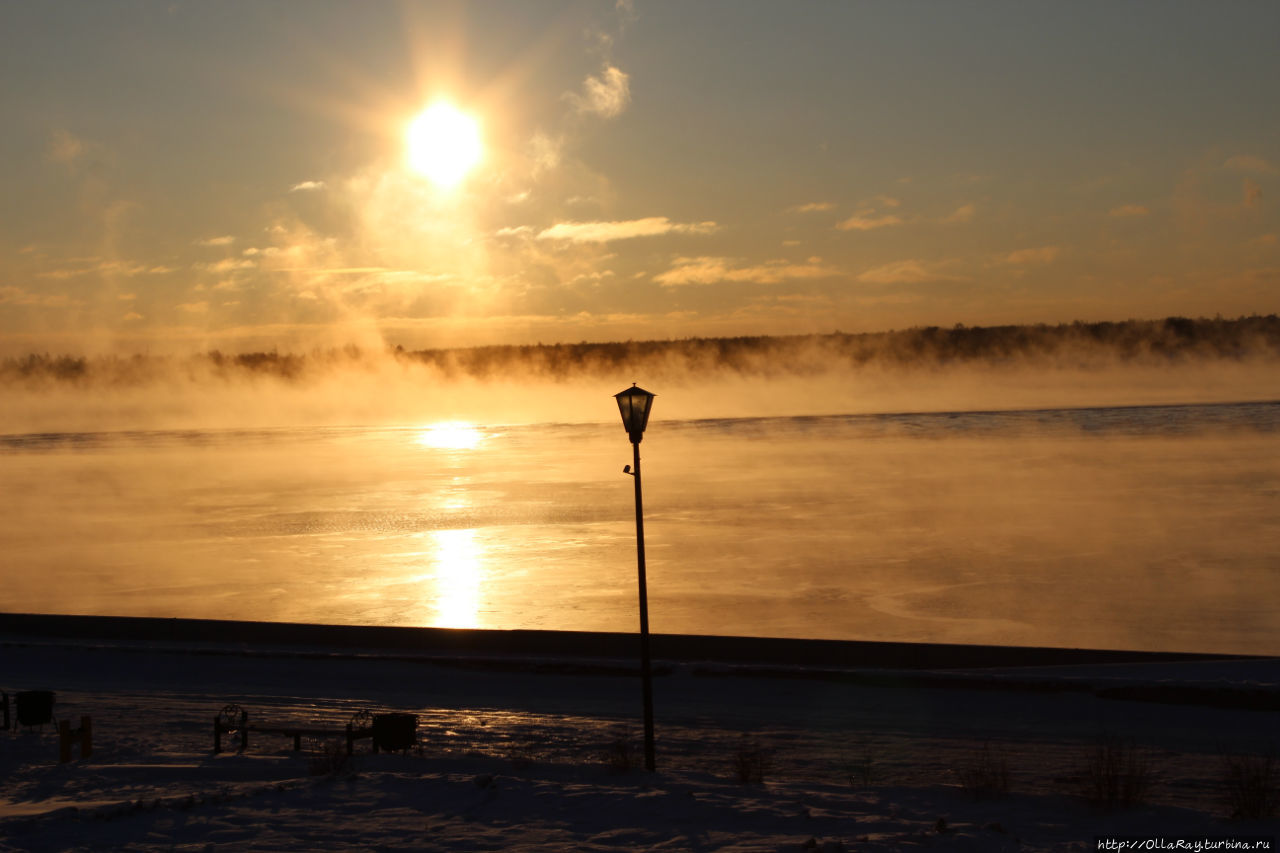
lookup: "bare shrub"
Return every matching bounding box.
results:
[1221,748,1279,819]
[1078,736,1153,811]
[846,750,877,788]
[957,741,1011,800]
[506,742,537,770]
[733,735,770,785]
[308,740,351,777]
[603,733,636,774]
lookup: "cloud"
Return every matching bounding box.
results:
[196,258,257,273]
[289,180,327,192]
[1224,155,1279,176]
[38,260,170,279]
[494,225,535,238]
[836,213,904,231]
[1253,233,1277,246]
[943,204,976,224]
[788,202,836,213]
[45,130,86,164]
[1244,179,1263,208]
[528,132,563,175]
[177,301,209,314]
[874,195,902,208]
[286,267,391,276]
[1003,246,1061,265]
[570,65,631,118]
[197,235,235,247]
[122,312,144,322]
[655,255,837,286]
[856,260,959,285]
[0,286,77,307]
[569,270,616,285]
[1108,204,1150,218]
[537,217,716,243]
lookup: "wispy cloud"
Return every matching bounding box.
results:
[655,256,836,286]
[1244,179,1263,208]
[279,266,392,276]
[537,217,716,243]
[1003,246,1061,265]
[856,260,960,285]
[569,65,631,118]
[1108,204,1150,217]
[788,201,836,213]
[195,258,257,273]
[0,286,77,307]
[1224,155,1279,176]
[38,260,171,279]
[197,235,235,247]
[289,180,327,192]
[45,129,86,165]
[836,213,904,231]
[943,204,976,224]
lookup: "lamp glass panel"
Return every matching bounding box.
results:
[615,387,654,436]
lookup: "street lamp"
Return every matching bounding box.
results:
[614,383,656,772]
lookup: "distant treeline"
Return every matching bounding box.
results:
[4,315,1280,386]
[404,314,1280,379]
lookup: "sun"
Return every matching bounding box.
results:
[406,102,482,188]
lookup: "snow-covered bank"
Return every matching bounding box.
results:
[3,635,1278,850]
[5,752,1271,852]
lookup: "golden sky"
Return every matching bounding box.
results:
[2,0,1277,354]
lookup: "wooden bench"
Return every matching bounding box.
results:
[2,690,56,731]
[212,705,415,755]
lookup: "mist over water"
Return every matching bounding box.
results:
[1,356,1277,655]
[4,323,1280,654]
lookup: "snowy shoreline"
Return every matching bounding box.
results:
[3,615,1277,850]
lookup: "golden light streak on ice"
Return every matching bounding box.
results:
[430,527,484,629]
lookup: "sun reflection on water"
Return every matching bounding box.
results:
[431,528,485,629]
[415,422,487,450]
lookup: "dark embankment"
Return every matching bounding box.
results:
[0,612,1258,670]
[5,613,1276,711]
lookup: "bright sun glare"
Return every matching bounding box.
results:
[416,421,486,450]
[406,102,482,188]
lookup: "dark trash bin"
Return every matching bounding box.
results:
[16,691,55,727]
[371,713,416,752]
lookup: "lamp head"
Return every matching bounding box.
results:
[614,384,655,444]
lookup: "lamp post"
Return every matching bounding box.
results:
[615,383,656,772]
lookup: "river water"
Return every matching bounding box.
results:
[2,402,1278,655]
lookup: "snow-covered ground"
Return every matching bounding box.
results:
[3,632,1278,851]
